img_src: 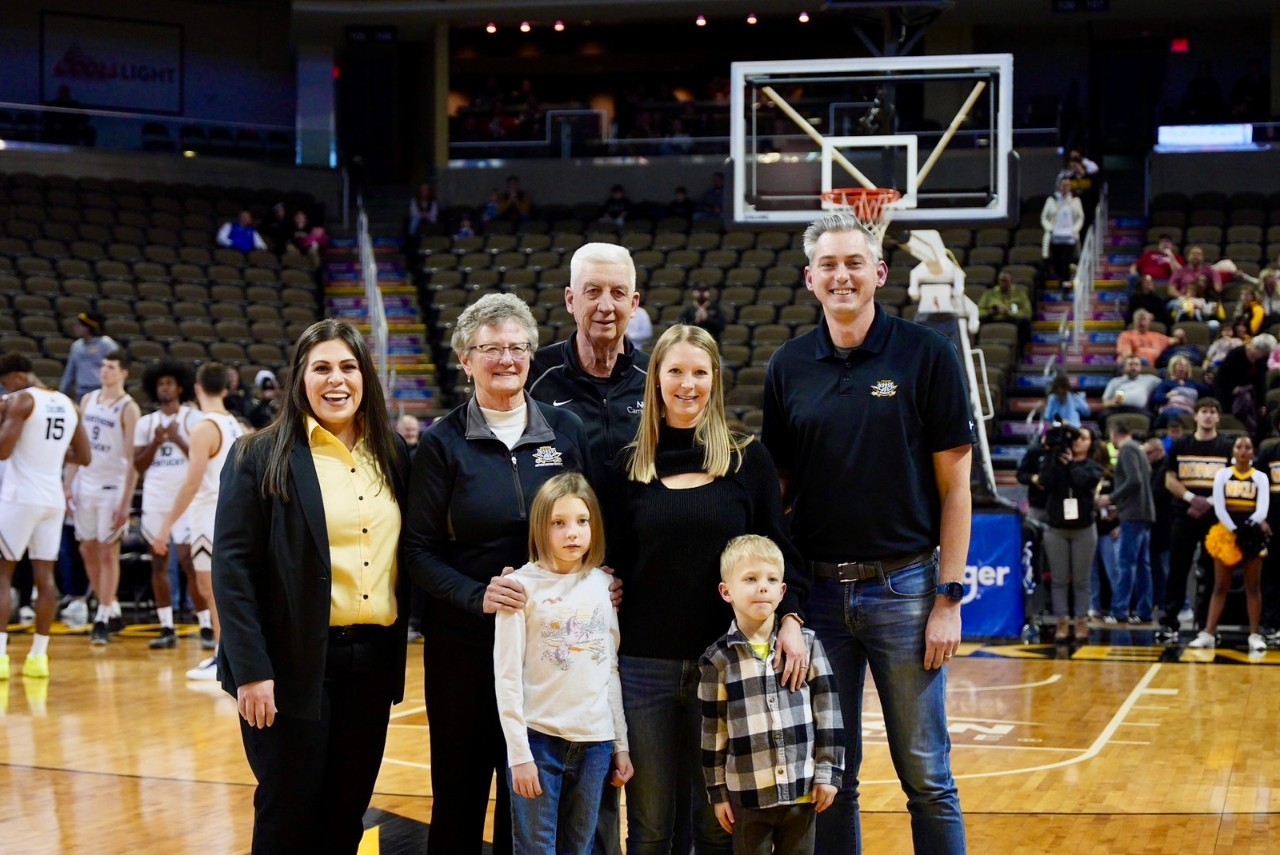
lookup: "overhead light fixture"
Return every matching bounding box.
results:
[554,20,565,31]
[520,21,531,32]
[747,13,758,24]
[799,10,810,22]
[485,22,497,33]
[696,14,707,26]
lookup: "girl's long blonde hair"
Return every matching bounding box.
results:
[626,324,751,484]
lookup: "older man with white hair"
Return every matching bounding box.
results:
[527,242,649,467]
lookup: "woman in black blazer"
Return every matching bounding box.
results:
[214,319,411,854]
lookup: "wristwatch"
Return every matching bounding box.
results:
[937,581,965,602]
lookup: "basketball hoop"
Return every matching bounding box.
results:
[820,187,902,244]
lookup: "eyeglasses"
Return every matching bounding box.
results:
[468,342,533,360]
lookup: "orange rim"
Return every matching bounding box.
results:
[820,187,902,222]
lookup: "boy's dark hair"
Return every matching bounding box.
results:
[103,349,129,370]
[0,352,33,376]
[1195,397,1221,413]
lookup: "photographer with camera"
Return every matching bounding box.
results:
[1039,424,1106,642]
[1189,435,1270,652]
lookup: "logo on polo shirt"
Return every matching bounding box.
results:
[870,380,898,398]
[532,446,565,467]
[627,400,644,415]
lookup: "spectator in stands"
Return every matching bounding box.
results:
[1044,372,1090,428]
[480,189,501,227]
[1119,308,1170,360]
[1213,333,1276,437]
[1236,287,1266,336]
[249,370,281,430]
[1156,327,1205,371]
[408,183,440,237]
[1170,276,1225,333]
[1151,355,1212,429]
[261,203,291,255]
[666,186,695,220]
[626,299,654,352]
[395,413,421,451]
[60,311,119,401]
[223,365,250,419]
[217,209,269,253]
[694,171,725,221]
[1040,177,1084,283]
[1100,356,1161,429]
[496,174,533,223]
[598,184,635,229]
[1169,246,1222,301]
[660,118,693,155]
[1126,274,1172,327]
[1205,318,1250,369]
[679,284,727,344]
[1129,236,1183,284]
[1116,309,1172,366]
[288,210,329,270]
[1016,432,1050,522]
[978,272,1032,350]
[1057,149,1100,229]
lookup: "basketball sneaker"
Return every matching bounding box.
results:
[61,599,89,627]
[186,657,217,681]
[1186,631,1216,649]
[90,622,110,646]
[149,627,178,650]
[107,615,126,635]
[1248,633,1267,653]
[199,627,216,650]
[21,654,49,678]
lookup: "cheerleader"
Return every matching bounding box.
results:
[1192,436,1270,652]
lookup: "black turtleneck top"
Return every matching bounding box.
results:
[607,424,808,660]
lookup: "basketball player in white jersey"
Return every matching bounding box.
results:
[65,351,140,646]
[153,362,244,681]
[133,360,213,650]
[0,353,91,680]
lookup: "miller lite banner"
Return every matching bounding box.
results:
[41,13,183,114]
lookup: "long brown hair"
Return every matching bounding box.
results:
[626,324,751,483]
[241,319,406,501]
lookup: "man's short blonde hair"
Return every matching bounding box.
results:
[719,534,784,582]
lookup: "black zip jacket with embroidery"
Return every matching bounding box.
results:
[526,337,649,468]
[402,393,591,646]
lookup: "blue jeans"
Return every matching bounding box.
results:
[1113,520,1153,620]
[619,655,732,855]
[509,730,615,855]
[807,558,966,855]
[1091,529,1117,614]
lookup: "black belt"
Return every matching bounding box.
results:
[811,550,936,583]
[329,624,394,642]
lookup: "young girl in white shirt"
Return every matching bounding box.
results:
[494,472,633,855]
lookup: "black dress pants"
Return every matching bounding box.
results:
[239,625,398,855]
[423,634,513,855]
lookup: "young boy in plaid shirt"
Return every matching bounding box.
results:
[699,535,844,854]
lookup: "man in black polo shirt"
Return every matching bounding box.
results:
[1253,437,1280,639]
[1162,398,1233,636]
[762,212,974,855]
[527,242,648,468]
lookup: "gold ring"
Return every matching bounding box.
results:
[944,653,953,659]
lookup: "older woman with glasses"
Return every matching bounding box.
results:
[403,293,593,855]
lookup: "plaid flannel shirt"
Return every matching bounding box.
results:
[698,623,844,809]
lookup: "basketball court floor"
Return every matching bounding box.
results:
[1,622,1277,855]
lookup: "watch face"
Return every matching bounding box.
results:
[939,582,964,601]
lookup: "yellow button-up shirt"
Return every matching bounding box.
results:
[306,416,400,627]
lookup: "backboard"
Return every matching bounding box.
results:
[729,53,1015,228]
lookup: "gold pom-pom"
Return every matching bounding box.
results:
[1205,522,1243,566]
